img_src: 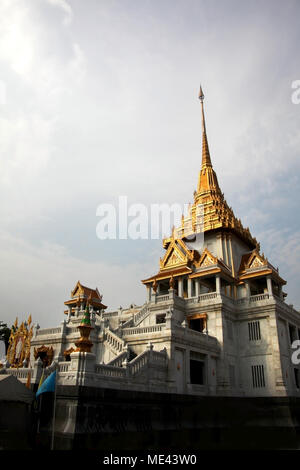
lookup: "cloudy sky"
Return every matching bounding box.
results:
[0,0,300,328]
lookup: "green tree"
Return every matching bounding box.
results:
[0,321,11,353]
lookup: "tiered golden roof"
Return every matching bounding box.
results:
[64,281,107,315]
[172,86,258,249]
[142,87,262,287]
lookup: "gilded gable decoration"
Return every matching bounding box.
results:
[34,345,54,368]
[6,315,33,368]
[197,248,218,268]
[160,237,196,272]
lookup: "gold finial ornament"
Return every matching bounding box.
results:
[198,84,204,101]
[198,84,212,169]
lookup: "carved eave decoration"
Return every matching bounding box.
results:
[141,266,192,284]
[189,248,234,282]
[194,247,218,269]
[238,250,286,285]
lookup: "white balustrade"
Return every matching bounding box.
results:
[36,327,61,336]
[104,328,125,354]
[156,295,170,302]
[5,368,33,379]
[58,362,70,372]
[133,304,149,326]
[249,293,270,302]
[123,325,164,336]
[95,364,125,377]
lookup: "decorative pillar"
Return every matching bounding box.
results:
[169,276,175,300]
[67,305,72,323]
[151,279,157,303]
[216,275,221,294]
[187,278,192,298]
[195,279,200,297]
[147,285,151,302]
[165,308,173,330]
[76,296,81,317]
[178,278,183,297]
[245,281,250,298]
[267,276,273,297]
[32,357,43,384]
[146,341,154,356]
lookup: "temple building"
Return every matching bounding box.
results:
[2,88,300,398]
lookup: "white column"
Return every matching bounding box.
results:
[187,278,192,298]
[216,275,221,294]
[178,278,183,297]
[147,285,151,302]
[245,281,250,298]
[267,276,273,297]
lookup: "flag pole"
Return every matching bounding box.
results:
[36,367,45,435]
[50,366,58,450]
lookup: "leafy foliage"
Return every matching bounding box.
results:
[0,321,11,353]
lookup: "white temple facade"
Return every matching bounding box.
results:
[2,89,300,398]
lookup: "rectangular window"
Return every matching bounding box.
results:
[190,359,205,385]
[189,317,205,332]
[248,321,261,341]
[251,365,265,388]
[156,314,166,324]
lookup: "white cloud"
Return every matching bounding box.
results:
[0,229,150,328]
[0,0,299,326]
[47,0,73,26]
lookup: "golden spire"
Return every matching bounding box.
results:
[196,86,219,194]
[198,85,212,169]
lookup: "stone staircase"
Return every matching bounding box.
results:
[133,303,150,326]
[103,327,126,356]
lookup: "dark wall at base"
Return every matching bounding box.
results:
[37,386,300,450]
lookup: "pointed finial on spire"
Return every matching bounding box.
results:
[198,84,212,168]
[198,84,204,102]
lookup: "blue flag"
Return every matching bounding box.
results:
[36,370,56,398]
